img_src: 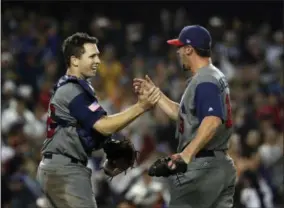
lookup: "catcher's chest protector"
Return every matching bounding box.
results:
[52,75,107,153]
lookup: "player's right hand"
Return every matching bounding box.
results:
[137,85,161,110]
[133,75,156,95]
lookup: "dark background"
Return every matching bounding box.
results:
[3,1,283,28]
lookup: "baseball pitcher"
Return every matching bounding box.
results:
[134,25,237,208]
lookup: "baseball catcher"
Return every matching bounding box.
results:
[37,33,160,208]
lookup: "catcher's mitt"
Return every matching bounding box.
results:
[102,137,138,178]
[148,155,187,177]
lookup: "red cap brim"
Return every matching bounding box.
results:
[167,39,184,46]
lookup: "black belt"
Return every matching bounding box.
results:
[195,150,224,158]
[43,153,87,166]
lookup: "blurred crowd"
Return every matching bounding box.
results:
[1,3,283,208]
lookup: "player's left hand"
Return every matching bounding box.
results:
[133,75,157,95]
[148,154,188,177]
[168,152,192,168]
[137,86,161,110]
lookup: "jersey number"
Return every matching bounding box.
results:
[46,104,57,138]
[178,116,184,134]
[225,94,233,128]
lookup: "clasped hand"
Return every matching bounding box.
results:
[133,75,161,110]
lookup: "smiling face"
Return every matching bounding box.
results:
[73,43,101,79]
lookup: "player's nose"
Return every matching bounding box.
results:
[95,56,101,64]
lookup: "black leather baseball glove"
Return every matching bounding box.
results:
[102,137,138,177]
[148,155,187,177]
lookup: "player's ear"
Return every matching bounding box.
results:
[185,46,193,56]
[70,56,79,67]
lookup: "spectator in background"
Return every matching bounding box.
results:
[2,95,31,135]
[97,44,124,101]
[2,80,17,110]
[240,170,274,208]
[38,79,53,111]
[259,127,282,168]
[120,169,168,208]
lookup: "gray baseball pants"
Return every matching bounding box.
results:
[37,154,97,208]
[168,151,236,208]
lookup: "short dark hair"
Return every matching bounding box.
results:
[194,47,211,57]
[62,32,98,67]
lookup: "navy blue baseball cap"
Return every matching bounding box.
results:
[167,25,212,49]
